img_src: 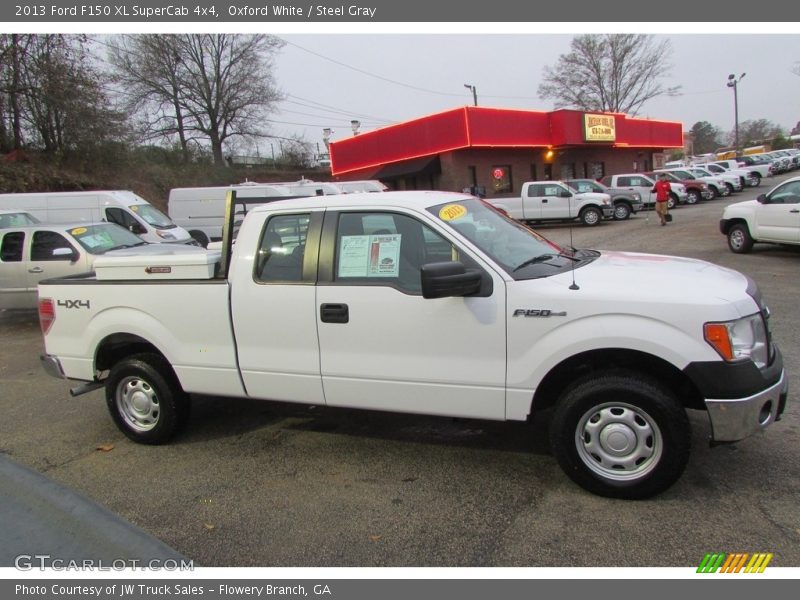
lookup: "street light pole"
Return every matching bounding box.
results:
[727,73,746,154]
[464,83,477,106]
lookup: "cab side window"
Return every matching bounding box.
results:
[769,181,800,204]
[31,231,75,261]
[334,212,455,294]
[106,208,140,231]
[0,232,25,262]
[255,213,310,283]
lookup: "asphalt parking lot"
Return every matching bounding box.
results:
[1,174,798,568]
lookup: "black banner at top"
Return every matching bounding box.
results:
[3,0,800,23]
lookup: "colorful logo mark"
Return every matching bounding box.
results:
[697,552,773,573]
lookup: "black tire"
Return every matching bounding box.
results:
[709,186,721,199]
[579,206,602,226]
[727,223,754,254]
[749,173,761,187]
[105,353,190,445]
[189,230,209,248]
[549,370,691,499]
[613,202,631,221]
[725,182,735,194]
[686,190,700,205]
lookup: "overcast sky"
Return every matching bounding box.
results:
[265,34,800,154]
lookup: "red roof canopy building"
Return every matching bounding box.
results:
[330,106,684,197]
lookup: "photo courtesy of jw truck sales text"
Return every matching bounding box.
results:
[38,190,788,500]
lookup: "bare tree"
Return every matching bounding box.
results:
[538,34,680,116]
[175,34,285,164]
[107,35,193,161]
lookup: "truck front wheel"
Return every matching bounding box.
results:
[579,206,602,226]
[105,353,190,444]
[727,223,754,253]
[549,371,690,499]
[613,202,631,220]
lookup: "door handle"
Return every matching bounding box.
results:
[790,209,800,213]
[542,199,548,203]
[28,267,43,273]
[320,303,349,324]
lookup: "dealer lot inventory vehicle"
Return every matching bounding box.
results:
[720,176,800,253]
[489,181,614,226]
[38,191,788,500]
[0,222,158,309]
[599,173,688,209]
[0,190,194,245]
[563,179,643,220]
[0,210,40,228]
[645,171,711,205]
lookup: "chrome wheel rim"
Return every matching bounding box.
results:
[583,210,600,225]
[116,376,160,432]
[729,229,745,250]
[614,205,630,220]
[575,402,662,481]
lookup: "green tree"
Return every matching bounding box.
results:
[538,34,680,116]
[689,121,722,155]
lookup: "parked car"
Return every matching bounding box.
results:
[687,165,743,195]
[0,190,195,245]
[488,180,614,226]
[599,173,688,209]
[646,171,712,205]
[656,168,729,198]
[0,210,40,228]
[1,222,163,309]
[719,176,800,253]
[564,179,643,220]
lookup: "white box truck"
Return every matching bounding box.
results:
[0,190,194,245]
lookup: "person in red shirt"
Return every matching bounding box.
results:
[653,173,672,226]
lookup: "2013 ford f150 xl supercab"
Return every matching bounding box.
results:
[38,191,788,499]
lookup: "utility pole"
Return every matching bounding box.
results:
[464,83,477,106]
[727,73,746,154]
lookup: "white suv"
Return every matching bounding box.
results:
[720,176,800,253]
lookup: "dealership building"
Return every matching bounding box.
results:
[329,107,684,197]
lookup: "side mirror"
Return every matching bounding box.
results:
[421,262,483,299]
[129,223,147,235]
[560,190,573,198]
[757,194,768,204]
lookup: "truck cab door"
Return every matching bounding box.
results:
[757,181,800,243]
[521,184,544,220]
[620,176,655,207]
[539,184,573,219]
[0,231,30,309]
[26,231,88,292]
[230,210,327,405]
[315,209,506,420]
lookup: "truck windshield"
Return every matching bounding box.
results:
[68,223,148,254]
[429,198,586,279]
[129,204,176,229]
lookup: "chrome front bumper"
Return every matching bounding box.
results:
[705,370,788,442]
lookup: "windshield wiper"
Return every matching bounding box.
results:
[513,253,578,272]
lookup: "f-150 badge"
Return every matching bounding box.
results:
[513,309,567,317]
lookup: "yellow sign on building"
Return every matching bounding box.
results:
[584,114,616,142]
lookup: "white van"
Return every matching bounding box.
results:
[275,179,343,197]
[333,180,388,193]
[0,190,193,245]
[168,183,295,247]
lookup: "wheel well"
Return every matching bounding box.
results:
[94,333,167,375]
[531,349,706,416]
[721,217,747,235]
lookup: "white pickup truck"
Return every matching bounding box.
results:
[720,176,800,252]
[38,191,788,499]
[489,181,614,226]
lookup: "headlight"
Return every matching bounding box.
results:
[156,230,177,240]
[602,199,611,205]
[704,313,769,368]
[633,193,641,200]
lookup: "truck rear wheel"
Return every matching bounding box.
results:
[549,370,690,499]
[727,223,754,253]
[105,353,190,445]
[579,206,602,226]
